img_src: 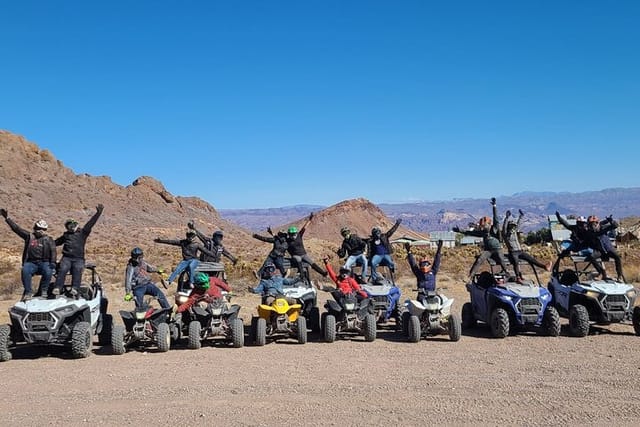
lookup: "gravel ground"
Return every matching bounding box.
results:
[2,280,640,426]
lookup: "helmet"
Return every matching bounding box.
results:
[64,218,78,227]
[587,215,599,223]
[212,230,224,238]
[288,226,298,234]
[419,258,431,273]
[478,216,492,227]
[340,227,351,237]
[34,220,48,230]
[194,272,210,289]
[262,262,276,277]
[339,267,350,276]
[186,230,196,238]
[507,219,517,228]
[130,247,143,258]
[371,227,381,237]
[576,216,587,223]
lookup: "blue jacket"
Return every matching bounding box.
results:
[408,247,442,292]
[250,276,300,297]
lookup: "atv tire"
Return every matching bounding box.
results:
[254,318,267,346]
[188,321,202,350]
[309,307,321,333]
[407,315,421,343]
[401,311,411,337]
[111,324,126,355]
[157,323,171,352]
[0,324,12,362]
[461,302,476,330]
[296,316,307,344]
[98,313,113,346]
[633,306,640,337]
[448,313,462,342]
[363,314,377,342]
[569,304,590,337]
[542,306,561,337]
[71,321,92,359]
[394,305,407,332]
[490,308,509,339]
[231,318,244,348]
[323,314,336,343]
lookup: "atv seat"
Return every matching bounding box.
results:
[77,286,94,300]
[475,271,496,289]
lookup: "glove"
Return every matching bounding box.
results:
[96,203,104,213]
[490,197,496,206]
[187,221,195,229]
[153,238,161,243]
[452,226,460,233]
[233,258,238,266]
[124,293,133,302]
[309,212,314,221]
[247,286,254,293]
[0,208,7,219]
[404,242,410,252]
[267,226,273,235]
[396,218,402,225]
[437,239,443,248]
[555,210,560,217]
[157,268,164,274]
[505,210,511,217]
[519,209,524,216]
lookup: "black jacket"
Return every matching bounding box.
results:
[367,221,401,259]
[337,234,367,258]
[5,217,56,264]
[55,208,102,259]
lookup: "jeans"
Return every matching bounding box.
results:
[133,283,170,309]
[21,261,55,296]
[168,259,200,284]
[344,254,368,279]
[370,254,395,281]
[55,256,85,290]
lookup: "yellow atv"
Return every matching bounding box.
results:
[251,296,307,346]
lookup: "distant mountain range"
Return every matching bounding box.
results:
[220,188,640,232]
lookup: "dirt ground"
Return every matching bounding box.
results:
[1,276,640,426]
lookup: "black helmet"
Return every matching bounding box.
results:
[339,267,350,275]
[340,227,350,237]
[186,230,196,238]
[131,247,143,258]
[262,262,276,277]
[371,227,381,237]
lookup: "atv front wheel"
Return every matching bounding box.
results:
[296,316,307,344]
[111,324,126,355]
[448,313,462,342]
[0,324,12,362]
[461,302,476,330]
[188,321,202,350]
[71,321,92,358]
[231,318,244,348]
[542,306,561,337]
[633,306,640,336]
[363,314,377,342]
[254,318,267,346]
[407,315,421,343]
[157,323,171,352]
[569,304,590,337]
[323,314,336,343]
[490,308,509,338]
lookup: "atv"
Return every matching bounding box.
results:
[186,291,244,349]
[322,292,377,342]
[462,270,560,339]
[111,300,172,354]
[548,266,637,337]
[250,295,307,346]
[0,264,111,362]
[359,266,404,330]
[280,258,321,333]
[403,289,461,342]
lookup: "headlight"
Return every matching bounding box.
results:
[10,307,27,317]
[55,306,76,315]
[501,296,512,302]
[584,291,600,300]
[135,311,147,320]
[540,293,551,301]
[626,289,637,299]
[344,303,355,311]
[211,308,222,316]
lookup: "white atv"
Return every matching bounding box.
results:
[403,289,461,342]
[281,258,321,333]
[0,264,111,361]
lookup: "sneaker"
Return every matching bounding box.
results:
[21,293,33,302]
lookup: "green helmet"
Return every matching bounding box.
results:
[288,226,298,234]
[194,272,210,289]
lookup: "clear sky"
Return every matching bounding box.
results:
[1,1,638,209]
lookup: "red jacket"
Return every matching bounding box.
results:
[325,262,368,298]
[177,276,231,313]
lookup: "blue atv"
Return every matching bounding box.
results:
[462,271,560,338]
[359,266,404,330]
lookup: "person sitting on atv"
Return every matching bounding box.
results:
[1,208,56,301]
[124,247,171,309]
[453,198,511,281]
[552,211,590,274]
[323,257,369,303]
[252,227,288,277]
[174,272,231,314]
[367,219,402,282]
[502,209,551,280]
[337,226,369,282]
[285,212,328,279]
[584,215,625,281]
[405,239,443,299]
[154,230,216,287]
[247,262,301,305]
[187,221,238,266]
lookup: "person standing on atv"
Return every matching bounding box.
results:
[453,198,510,280]
[552,211,590,274]
[584,215,625,281]
[322,256,369,303]
[174,272,231,314]
[337,226,369,282]
[285,212,328,279]
[502,209,551,280]
[405,239,443,297]
[187,221,238,266]
[0,208,56,301]
[252,227,288,277]
[154,230,216,287]
[368,218,402,282]
[124,247,171,309]
[53,204,104,293]
[246,262,301,305]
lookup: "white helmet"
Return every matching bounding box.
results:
[34,220,48,230]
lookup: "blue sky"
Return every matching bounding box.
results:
[1,1,638,209]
